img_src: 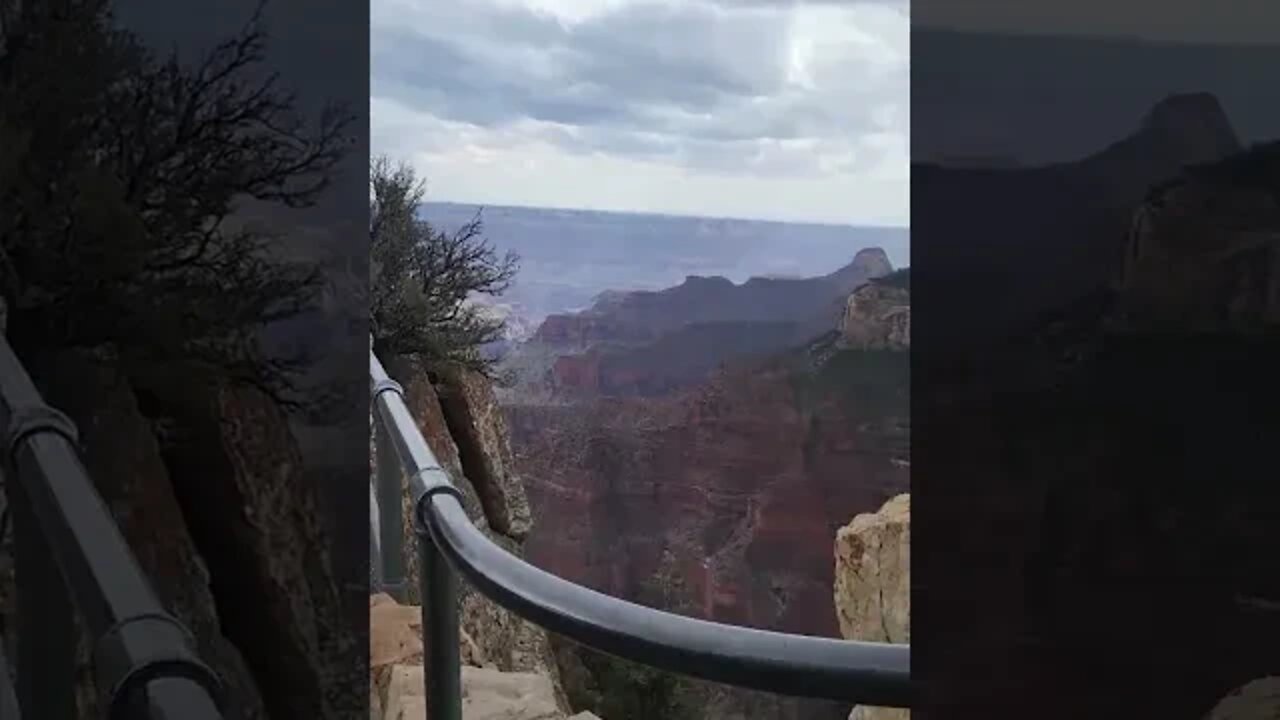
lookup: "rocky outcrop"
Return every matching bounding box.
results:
[913,94,1243,353]
[533,314,651,349]
[370,593,600,720]
[0,347,366,720]
[835,494,910,645]
[435,365,534,540]
[1203,678,1280,720]
[1116,142,1280,334]
[376,355,564,703]
[834,494,910,720]
[140,377,364,720]
[513,254,896,404]
[840,279,910,351]
[849,248,894,279]
[15,350,269,720]
[916,101,1280,718]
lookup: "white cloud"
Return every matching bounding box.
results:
[371,0,909,226]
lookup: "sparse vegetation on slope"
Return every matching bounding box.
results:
[370,156,519,376]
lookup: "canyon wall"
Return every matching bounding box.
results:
[835,494,911,720]
[508,338,908,638]
[500,257,909,720]
[499,263,911,632]
[915,100,1280,717]
[374,355,567,706]
[0,347,366,720]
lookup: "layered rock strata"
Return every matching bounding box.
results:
[834,494,910,720]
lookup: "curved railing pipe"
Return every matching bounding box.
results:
[370,347,913,718]
[0,338,225,720]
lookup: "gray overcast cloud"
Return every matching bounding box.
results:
[371,0,909,226]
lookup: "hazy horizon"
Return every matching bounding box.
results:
[424,199,910,232]
[423,201,908,330]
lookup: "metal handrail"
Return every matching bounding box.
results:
[0,337,225,720]
[370,347,913,720]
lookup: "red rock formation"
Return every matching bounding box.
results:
[533,314,647,347]
[550,352,603,394]
[507,346,908,638]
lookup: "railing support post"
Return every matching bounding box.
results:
[375,419,407,601]
[417,507,461,720]
[9,479,77,720]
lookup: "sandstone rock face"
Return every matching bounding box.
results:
[840,282,910,351]
[125,369,365,720]
[381,354,490,605]
[1117,146,1280,334]
[533,313,650,348]
[436,365,534,540]
[16,350,268,720]
[205,383,366,719]
[370,593,591,720]
[375,356,564,705]
[1203,678,1280,720]
[835,494,910,644]
[834,494,910,720]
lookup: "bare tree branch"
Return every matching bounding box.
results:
[370,156,518,376]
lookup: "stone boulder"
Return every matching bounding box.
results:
[840,282,910,351]
[370,593,599,720]
[1203,678,1280,720]
[434,365,534,540]
[835,494,910,720]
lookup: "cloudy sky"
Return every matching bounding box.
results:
[371,0,909,227]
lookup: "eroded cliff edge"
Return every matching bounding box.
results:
[835,494,910,720]
[371,354,568,712]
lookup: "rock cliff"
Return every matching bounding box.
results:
[913,93,1243,353]
[366,591,593,717]
[514,253,897,403]
[12,350,270,720]
[1116,141,1279,334]
[369,593,599,720]
[0,346,366,720]
[133,369,365,720]
[917,104,1280,717]
[834,494,910,720]
[499,251,909,720]
[1203,678,1280,720]
[373,355,566,707]
[510,343,908,640]
[840,271,911,351]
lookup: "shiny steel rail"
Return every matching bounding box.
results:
[370,346,913,720]
[0,337,225,720]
